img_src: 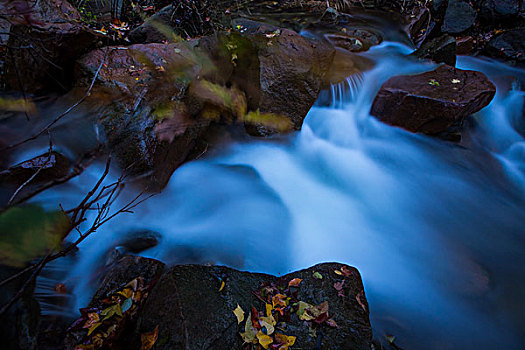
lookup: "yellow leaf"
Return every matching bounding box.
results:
[101,304,122,321]
[240,312,258,344]
[275,333,296,349]
[265,303,273,318]
[334,270,343,276]
[118,288,133,298]
[259,318,274,335]
[257,331,273,349]
[218,280,225,292]
[83,313,100,329]
[140,325,159,350]
[87,322,101,336]
[233,304,244,324]
[272,294,288,308]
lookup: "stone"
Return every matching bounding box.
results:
[135,263,373,350]
[442,0,477,34]
[4,0,99,93]
[486,28,525,63]
[411,34,457,66]
[370,65,496,134]
[0,151,72,207]
[480,0,520,21]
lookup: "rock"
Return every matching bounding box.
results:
[0,265,41,350]
[63,255,165,349]
[370,65,496,134]
[442,0,477,34]
[480,0,520,22]
[324,28,382,53]
[227,22,335,135]
[115,230,160,254]
[135,263,373,350]
[76,42,211,189]
[456,36,475,55]
[486,28,525,63]
[411,34,457,66]
[405,6,434,47]
[4,0,98,93]
[0,151,72,207]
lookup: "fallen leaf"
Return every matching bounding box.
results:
[334,270,343,276]
[265,303,273,318]
[340,266,353,277]
[272,294,288,308]
[257,330,273,349]
[313,272,323,280]
[326,318,339,328]
[240,312,258,344]
[218,280,225,292]
[356,290,367,312]
[140,325,159,350]
[121,297,133,313]
[233,304,244,324]
[386,335,396,344]
[288,278,302,287]
[452,79,461,84]
[334,280,345,297]
[100,304,123,321]
[259,318,275,335]
[87,322,101,336]
[118,288,133,298]
[83,313,100,329]
[275,333,296,349]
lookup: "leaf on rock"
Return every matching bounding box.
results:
[257,330,273,349]
[233,304,245,324]
[312,272,323,280]
[259,317,275,335]
[325,318,339,328]
[140,325,159,350]
[340,266,353,277]
[87,322,101,336]
[240,312,258,344]
[121,297,133,313]
[101,304,123,321]
[218,280,225,292]
[334,280,345,297]
[83,313,100,329]
[275,333,296,349]
[288,278,302,287]
[272,294,288,308]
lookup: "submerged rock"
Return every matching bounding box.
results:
[4,0,98,93]
[136,263,373,350]
[370,65,496,135]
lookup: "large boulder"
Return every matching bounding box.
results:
[411,34,457,66]
[135,263,373,350]
[370,65,496,135]
[480,0,521,22]
[4,0,98,93]
[76,41,213,189]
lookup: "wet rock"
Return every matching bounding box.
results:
[324,28,382,53]
[63,255,165,349]
[442,0,477,34]
[0,265,41,350]
[136,263,373,350]
[411,34,457,66]
[406,6,434,47]
[116,230,160,254]
[76,42,211,189]
[370,65,496,134]
[480,0,520,22]
[4,0,98,93]
[485,28,525,63]
[228,22,335,135]
[456,36,475,55]
[0,151,72,207]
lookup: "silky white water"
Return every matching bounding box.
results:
[34,42,525,349]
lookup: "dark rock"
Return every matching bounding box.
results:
[116,230,160,254]
[406,6,434,47]
[63,255,165,350]
[229,24,335,135]
[4,0,98,93]
[442,0,477,34]
[135,263,373,350]
[480,0,520,21]
[0,151,72,207]
[456,36,475,55]
[431,0,448,18]
[324,28,382,53]
[486,28,525,63]
[76,42,211,189]
[411,34,457,66]
[370,65,496,134]
[0,264,41,350]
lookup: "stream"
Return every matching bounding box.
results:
[28,41,525,349]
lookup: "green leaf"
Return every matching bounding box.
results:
[0,205,70,267]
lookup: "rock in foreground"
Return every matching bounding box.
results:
[370,65,496,135]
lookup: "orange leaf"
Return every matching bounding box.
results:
[288,278,302,287]
[140,325,159,350]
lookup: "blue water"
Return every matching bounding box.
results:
[33,43,525,349]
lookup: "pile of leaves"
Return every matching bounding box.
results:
[234,275,338,349]
[69,277,158,350]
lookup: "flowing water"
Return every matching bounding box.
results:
[28,42,525,349]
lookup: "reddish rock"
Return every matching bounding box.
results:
[370,65,496,134]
